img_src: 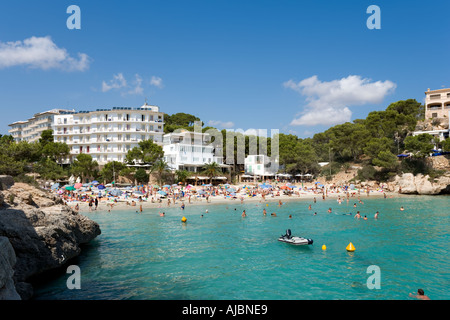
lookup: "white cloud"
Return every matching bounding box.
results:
[284,75,396,126]
[101,73,162,95]
[102,73,127,92]
[0,36,90,71]
[127,74,144,95]
[150,76,163,88]
[208,120,235,129]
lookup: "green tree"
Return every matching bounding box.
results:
[34,158,67,180]
[151,159,171,186]
[71,154,99,182]
[42,142,70,163]
[441,138,450,152]
[135,168,149,184]
[99,161,126,183]
[363,137,394,164]
[175,169,191,185]
[164,113,202,133]
[404,134,434,158]
[39,129,54,147]
[372,150,398,170]
[202,162,222,184]
[125,139,164,165]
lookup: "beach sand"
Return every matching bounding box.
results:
[69,188,398,214]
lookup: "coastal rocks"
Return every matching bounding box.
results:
[0,175,15,191]
[0,237,21,300]
[0,177,101,299]
[394,173,450,195]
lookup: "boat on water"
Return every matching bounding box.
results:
[278,229,313,246]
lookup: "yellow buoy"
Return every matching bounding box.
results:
[181,216,187,223]
[346,242,355,252]
[322,245,327,251]
[266,204,269,207]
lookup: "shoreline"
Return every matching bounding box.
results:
[69,190,402,214]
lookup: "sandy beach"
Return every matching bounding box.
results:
[66,186,398,214]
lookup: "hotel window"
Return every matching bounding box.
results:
[142,114,145,121]
[149,115,154,121]
[64,118,67,124]
[126,134,130,141]
[141,135,145,141]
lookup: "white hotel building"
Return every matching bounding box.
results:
[163,130,225,172]
[8,109,75,143]
[52,104,164,165]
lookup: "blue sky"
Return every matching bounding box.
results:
[0,0,449,138]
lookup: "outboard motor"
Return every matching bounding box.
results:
[285,229,292,239]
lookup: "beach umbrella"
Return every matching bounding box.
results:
[74,183,83,189]
[110,189,122,197]
[198,190,206,195]
[97,184,106,190]
[91,180,99,185]
[162,184,171,188]
[51,183,60,190]
[65,185,76,191]
[158,190,167,196]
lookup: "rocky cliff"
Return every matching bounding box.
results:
[390,173,450,195]
[0,176,101,300]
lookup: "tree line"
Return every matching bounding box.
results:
[1,98,448,186]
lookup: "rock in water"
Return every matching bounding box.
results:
[0,179,101,299]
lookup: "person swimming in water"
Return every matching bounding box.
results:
[242,210,247,217]
[409,289,430,300]
[355,211,361,219]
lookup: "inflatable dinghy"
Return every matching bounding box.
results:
[278,229,313,246]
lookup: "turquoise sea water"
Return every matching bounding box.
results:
[33,195,450,300]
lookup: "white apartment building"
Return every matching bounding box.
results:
[244,154,279,178]
[163,130,225,172]
[52,103,164,165]
[425,88,450,119]
[8,109,75,143]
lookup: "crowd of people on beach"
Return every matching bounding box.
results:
[49,179,393,214]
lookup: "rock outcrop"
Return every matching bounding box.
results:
[0,179,101,300]
[0,237,21,300]
[391,173,450,195]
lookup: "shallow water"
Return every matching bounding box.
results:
[33,195,450,300]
